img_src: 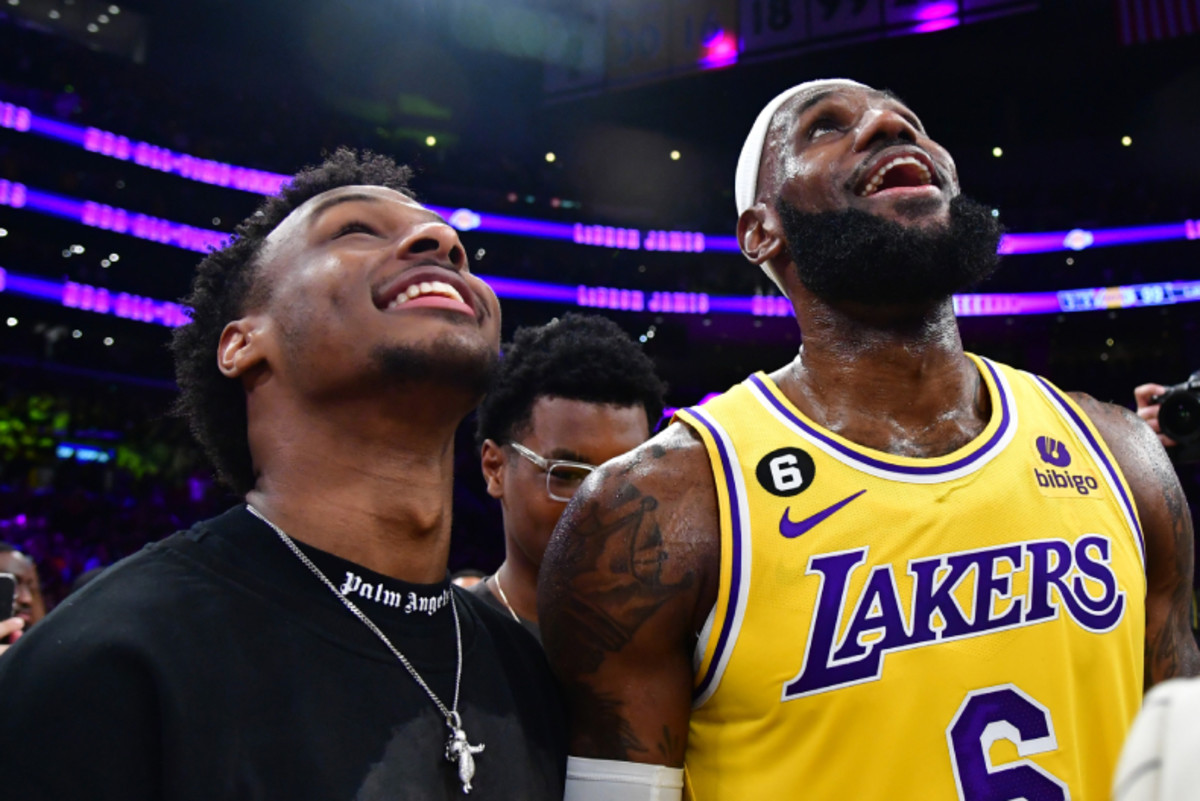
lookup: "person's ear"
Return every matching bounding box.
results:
[738,203,786,267]
[480,439,507,499]
[217,316,270,379]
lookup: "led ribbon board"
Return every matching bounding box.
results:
[3,103,1199,255]
[4,265,1199,329]
[2,179,1199,323]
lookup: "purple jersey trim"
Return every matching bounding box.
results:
[1033,376,1146,564]
[747,357,1012,478]
[679,407,744,702]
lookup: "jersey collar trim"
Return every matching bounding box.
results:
[746,354,1017,484]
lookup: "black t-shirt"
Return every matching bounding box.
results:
[467,576,542,643]
[0,506,566,800]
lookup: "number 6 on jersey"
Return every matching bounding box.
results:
[947,684,1069,801]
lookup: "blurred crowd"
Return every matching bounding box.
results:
[0,371,510,612]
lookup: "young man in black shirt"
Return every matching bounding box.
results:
[0,149,566,799]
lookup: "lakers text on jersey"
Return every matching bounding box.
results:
[674,355,1145,801]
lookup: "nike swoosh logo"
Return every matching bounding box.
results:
[780,490,867,538]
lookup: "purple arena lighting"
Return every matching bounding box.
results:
[999,220,1200,254]
[575,286,713,314]
[577,285,647,311]
[661,392,722,421]
[912,16,960,33]
[573,224,642,250]
[0,102,32,133]
[4,182,229,252]
[77,199,227,252]
[5,100,1199,256]
[5,264,1199,330]
[910,0,961,33]
[915,1,959,20]
[446,208,481,231]
[31,116,89,147]
[706,236,739,253]
[9,181,1200,319]
[0,268,62,302]
[566,224,711,252]
[0,179,28,208]
[461,210,576,240]
[0,267,192,326]
[61,280,192,326]
[479,274,576,303]
[82,127,288,195]
[699,30,739,70]
[645,230,707,252]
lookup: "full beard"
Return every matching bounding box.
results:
[776,194,1004,307]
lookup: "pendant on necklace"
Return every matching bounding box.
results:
[445,712,485,794]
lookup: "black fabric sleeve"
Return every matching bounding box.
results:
[0,593,164,799]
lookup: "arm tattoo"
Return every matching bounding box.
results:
[1145,451,1200,685]
[543,435,705,762]
[571,685,650,757]
[656,725,685,764]
[1071,395,1200,687]
[552,480,694,675]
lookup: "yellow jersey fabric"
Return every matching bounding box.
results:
[674,355,1145,801]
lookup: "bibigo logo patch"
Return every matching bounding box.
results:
[1030,435,1103,498]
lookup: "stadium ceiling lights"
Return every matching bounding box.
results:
[2,102,1198,257]
[3,262,1199,332]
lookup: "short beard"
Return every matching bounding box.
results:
[370,335,498,403]
[776,194,1004,307]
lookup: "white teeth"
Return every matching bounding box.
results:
[387,279,466,309]
[858,156,933,197]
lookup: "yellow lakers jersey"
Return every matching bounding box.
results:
[674,354,1145,801]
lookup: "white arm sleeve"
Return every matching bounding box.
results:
[564,756,684,801]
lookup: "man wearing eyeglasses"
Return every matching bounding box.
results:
[471,314,666,641]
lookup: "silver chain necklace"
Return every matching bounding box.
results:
[246,504,485,794]
[489,571,521,624]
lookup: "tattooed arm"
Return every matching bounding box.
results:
[1073,393,1200,688]
[538,423,719,767]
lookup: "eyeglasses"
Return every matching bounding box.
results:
[507,442,597,502]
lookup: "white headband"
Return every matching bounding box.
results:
[734,79,871,216]
[734,79,870,289]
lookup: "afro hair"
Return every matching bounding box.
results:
[475,313,666,448]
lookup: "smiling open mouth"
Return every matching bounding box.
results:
[857,156,935,197]
[385,280,466,310]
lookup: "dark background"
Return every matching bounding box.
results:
[0,0,1196,601]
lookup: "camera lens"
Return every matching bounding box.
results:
[1160,390,1200,444]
